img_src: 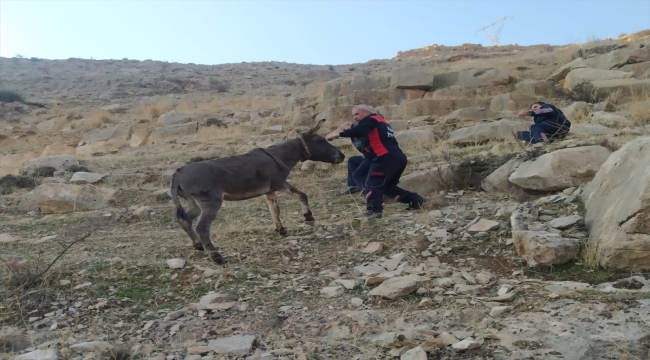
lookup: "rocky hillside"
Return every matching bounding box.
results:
[1,29,650,360]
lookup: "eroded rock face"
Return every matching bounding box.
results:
[508,146,612,191]
[582,136,650,270]
[20,183,117,213]
[513,230,581,267]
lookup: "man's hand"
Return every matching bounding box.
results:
[325,132,339,141]
[517,109,529,118]
[337,121,353,131]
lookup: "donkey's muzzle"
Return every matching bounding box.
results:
[332,152,345,164]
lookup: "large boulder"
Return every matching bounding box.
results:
[508,146,612,191]
[440,107,501,125]
[20,155,80,176]
[400,166,454,196]
[434,68,512,88]
[350,74,391,91]
[395,130,435,144]
[582,136,650,270]
[563,68,633,99]
[448,119,523,145]
[489,93,539,112]
[315,105,354,125]
[481,158,525,194]
[548,57,587,82]
[400,99,473,118]
[157,110,194,126]
[77,125,131,157]
[587,78,650,103]
[513,230,581,267]
[150,122,199,144]
[514,79,555,97]
[390,67,435,90]
[20,183,117,213]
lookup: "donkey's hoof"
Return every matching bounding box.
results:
[210,253,226,265]
[304,214,315,222]
[193,243,205,251]
[276,227,287,236]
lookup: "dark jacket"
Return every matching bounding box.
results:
[349,121,367,154]
[528,104,571,129]
[339,114,399,158]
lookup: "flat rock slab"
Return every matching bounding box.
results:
[207,334,256,356]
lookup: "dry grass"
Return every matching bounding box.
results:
[198,95,285,113]
[76,110,111,131]
[135,101,174,121]
[580,242,600,270]
[197,124,250,141]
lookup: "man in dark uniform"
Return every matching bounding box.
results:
[515,102,571,144]
[326,104,425,218]
[328,120,366,195]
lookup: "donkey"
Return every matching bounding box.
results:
[169,119,345,264]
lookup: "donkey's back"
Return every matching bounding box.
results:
[173,148,287,201]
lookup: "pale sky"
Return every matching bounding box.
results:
[1,0,649,65]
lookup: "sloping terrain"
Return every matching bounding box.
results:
[1,30,650,360]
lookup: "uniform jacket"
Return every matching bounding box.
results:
[339,114,399,158]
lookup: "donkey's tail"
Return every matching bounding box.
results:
[170,172,188,221]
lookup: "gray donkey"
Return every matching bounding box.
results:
[170,120,345,264]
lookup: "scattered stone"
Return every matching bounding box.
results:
[549,215,583,229]
[467,218,500,233]
[362,242,382,254]
[166,258,186,269]
[400,346,427,360]
[368,275,422,300]
[15,349,58,360]
[451,338,480,351]
[490,306,512,317]
[69,172,105,185]
[207,334,256,356]
[70,341,112,353]
[320,286,345,298]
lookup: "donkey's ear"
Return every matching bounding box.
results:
[308,119,326,135]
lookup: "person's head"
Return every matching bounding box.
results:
[530,101,546,111]
[352,104,373,121]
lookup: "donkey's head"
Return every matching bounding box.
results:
[297,120,345,164]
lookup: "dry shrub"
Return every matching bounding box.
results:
[625,100,650,125]
[65,111,83,121]
[580,242,600,270]
[78,110,111,130]
[136,101,174,121]
[175,100,196,112]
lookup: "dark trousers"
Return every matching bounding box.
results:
[516,121,570,144]
[361,151,419,211]
[347,155,365,188]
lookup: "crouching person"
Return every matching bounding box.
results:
[516,102,571,144]
[326,104,425,218]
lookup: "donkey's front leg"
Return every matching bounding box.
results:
[264,192,287,235]
[282,182,315,224]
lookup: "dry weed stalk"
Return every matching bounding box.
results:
[1,229,96,290]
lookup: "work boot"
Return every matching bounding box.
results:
[361,210,383,219]
[406,196,425,211]
[340,186,361,195]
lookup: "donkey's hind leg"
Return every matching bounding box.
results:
[265,192,287,235]
[195,194,225,264]
[281,182,315,224]
[176,191,204,251]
